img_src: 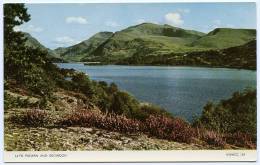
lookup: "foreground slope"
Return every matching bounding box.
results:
[5,90,214,151]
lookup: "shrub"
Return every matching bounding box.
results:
[60,110,195,144]
[193,89,256,143]
[24,66,55,97]
[139,104,171,120]
[11,109,49,127]
[225,132,256,149]
[4,92,38,109]
[198,129,226,147]
[71,72,94,96]
[60,110,143,134]
[144,115,195,143]
[110,91,140,118]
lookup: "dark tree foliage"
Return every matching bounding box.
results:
[71,72,94,96]
[193,89,256,141]
[4,4,55,97]
[117,40,256,70]
[4,4,30,49]
[4,4,30,79]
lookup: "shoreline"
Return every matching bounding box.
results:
[54,62,256,123]
[54,62,257,71]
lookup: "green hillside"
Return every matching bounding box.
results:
[23,32,47,50]
[120,23,205,38]
[118,40,256,70]
[26,22,256,69]
[23,32,64,62]
[87,23,205,62]
[190,28,256,49]
[54,32,113,61]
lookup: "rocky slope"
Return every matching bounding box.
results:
[5,125,211,151]
[6,91,204,151]
[4,89,244,151]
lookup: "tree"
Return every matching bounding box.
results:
[4,4,55,97]
[4,4,30,79]
[110,91,140,117]
[4,4,30,49]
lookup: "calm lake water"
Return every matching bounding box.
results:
[56,63,256,122]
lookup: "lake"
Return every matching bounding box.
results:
[56,63,256,122]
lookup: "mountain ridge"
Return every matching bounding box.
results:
[22,32,65,62]
[22,23,256,69]
[54,31,113,61]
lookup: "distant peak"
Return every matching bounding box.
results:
[98,31,113,34]
[208,27,256,35]
[138,22,157,25]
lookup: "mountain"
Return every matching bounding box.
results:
[23,32,65,62]
[23,32,47,50]
[118,40,256,70]
[26,22,256,69]
[84,23,206,62]
[81,24,255,63]
[190,28,256,49]
[54,32,113,61]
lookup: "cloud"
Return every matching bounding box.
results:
[13,26,21,32]
[105,21,120,27]
[14,24,43,33]
[135,19,158,24]
[135,19,146,24]
[164,12,184,26]
[66,16,88,24]
[54,36,79,47]
[177,8,190,14]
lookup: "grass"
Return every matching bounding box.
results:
[63,23,256,63]
[190,28,256,49]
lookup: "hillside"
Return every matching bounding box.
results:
[54,32,113,61]
[190,28,256,49]
[80,24,255,65]
[118,40,256,70]
[25,22,256,69]
[85,23,205,62]
[23,32,65,62]
[5,89,216,151]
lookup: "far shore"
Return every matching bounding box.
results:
[54,62,257,71]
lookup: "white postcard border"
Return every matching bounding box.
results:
[4,150,257,162]
[0,0,259,164]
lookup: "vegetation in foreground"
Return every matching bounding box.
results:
[4,4,256,150]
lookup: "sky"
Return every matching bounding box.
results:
[14,3,256,49]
